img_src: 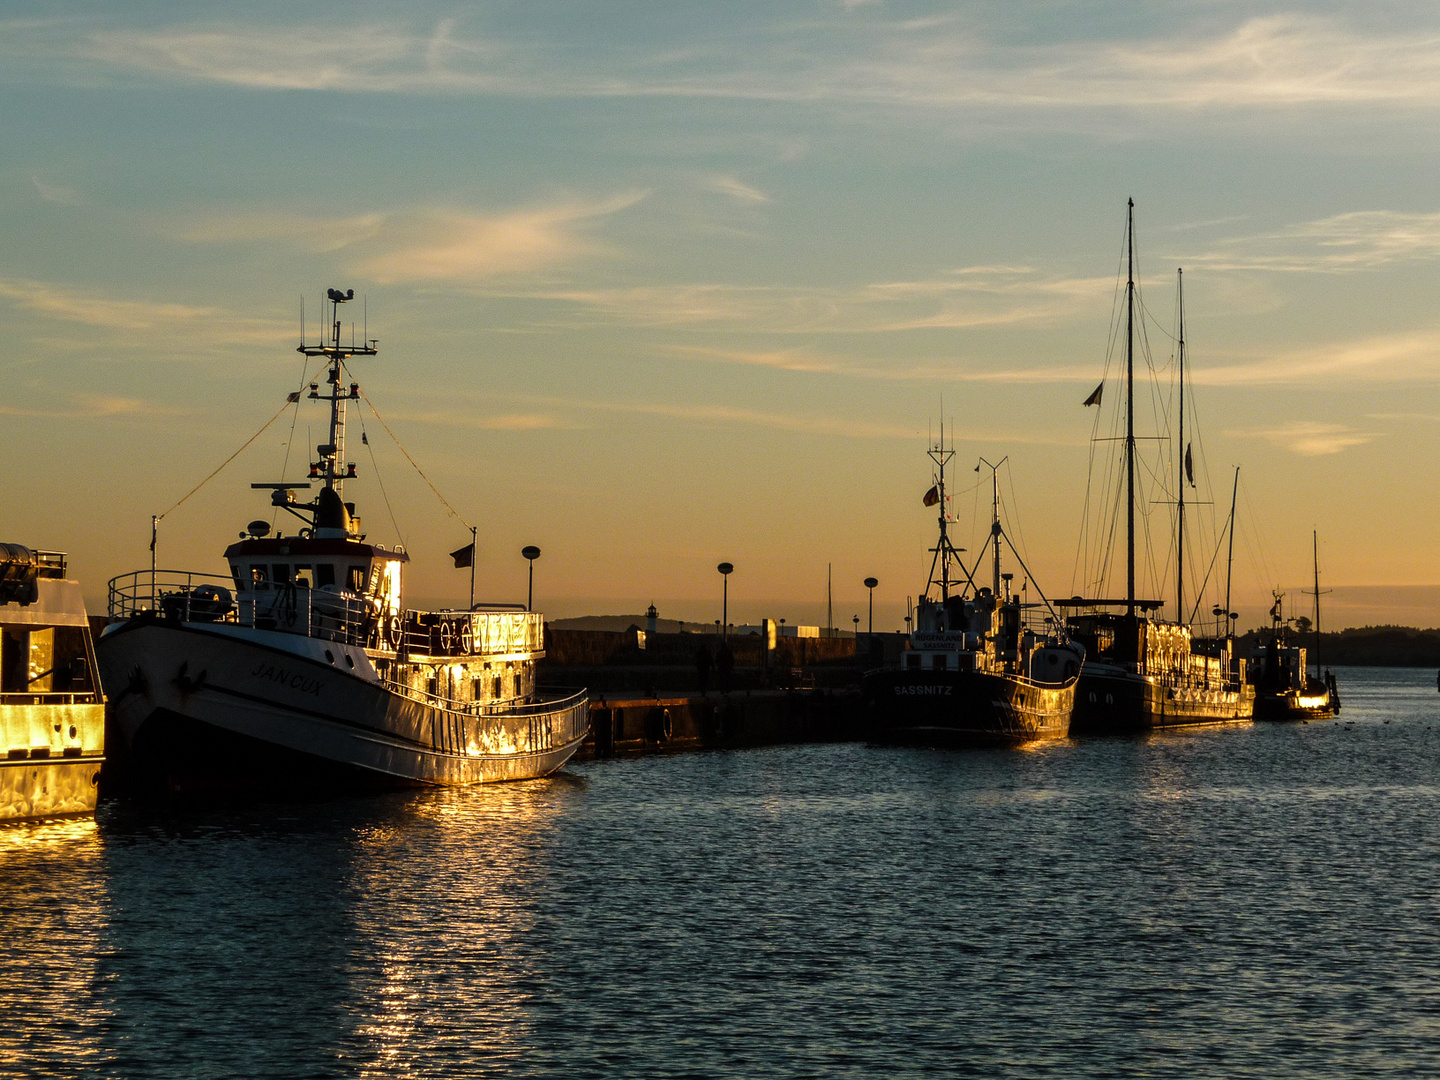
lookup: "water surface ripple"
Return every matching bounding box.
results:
[4,667,1438,1077]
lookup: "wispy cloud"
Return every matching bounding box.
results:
[0,278,289,342]
[386,409,582,431]
[0,394,181,419]
[700,174,770,204]
[1234,421,1377,456]
[1192,329,1440,386]
[174,194,645,283]
[500,268,1108,333]
[669,344,1094,384]
[1181,210,1440,273]
[9,14,1440,114]
[31,175,82,205]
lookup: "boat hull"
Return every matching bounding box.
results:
[863,668,1075,747]
[1253,685,1335,722]
[97,619,588,794]
[1070,665,1253,735]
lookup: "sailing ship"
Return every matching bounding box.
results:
[0,546,105,820]
[1063,201,1253,734]
[1250,532,1339,720]
[863,439,1085,747]
[96,289,588,793]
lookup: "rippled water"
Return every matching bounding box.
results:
[5,666,1439,1078]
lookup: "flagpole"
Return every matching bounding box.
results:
[468,525,476,609]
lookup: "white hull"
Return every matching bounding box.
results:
[98,618,587,791]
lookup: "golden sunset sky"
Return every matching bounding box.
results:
[2,3,1438,631]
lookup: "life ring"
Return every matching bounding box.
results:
[387,614,403,649]
[459,621,474,654]
[439,620,453,653]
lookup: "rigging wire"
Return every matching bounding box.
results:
[359,386,473,532]
[356,410,406,549]
[272,356,310,530]
[157,395,297,522]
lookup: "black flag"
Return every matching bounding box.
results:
[923,485,940,507]
[361,431,369,445]
[286,391,301,403]
[1082,382,1104,407]
[1184,443,1195,487]
[450,543,474,569]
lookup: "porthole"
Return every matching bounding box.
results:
[345,654,355,669]
[325,650,335,664]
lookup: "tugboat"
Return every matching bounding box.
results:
[863,441,1085,747]
[0,546,105,820]
[1250,533,1339,720]
[96,289,588,793]
[1063,204,1253,734]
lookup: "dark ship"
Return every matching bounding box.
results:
[97,289,588,794]
[864,441,1085,747]
[1064,203,1253,734]
[1250,534,1339,720]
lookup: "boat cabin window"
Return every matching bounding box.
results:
[250,565,269,587]
[493,676,503,699]
[906,653,921,670]
[293,565,313,588]
[272,564,291,585]
[932,654,948,671]
[316,564,336,588]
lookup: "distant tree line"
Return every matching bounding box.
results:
[1235,625,1440,667]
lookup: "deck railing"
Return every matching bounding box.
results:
[107,570,546,657]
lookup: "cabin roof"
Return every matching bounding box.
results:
[223,538,410,562]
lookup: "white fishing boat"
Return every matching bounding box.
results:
[97,289,588,793]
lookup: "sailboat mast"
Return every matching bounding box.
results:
[1313,529,1321,679]
[1125,198,1136,619]
[1224,466,1239,638]
[1177,267,1185,626]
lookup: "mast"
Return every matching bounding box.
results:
[1313,529,1321,679]
[1176,267,1185,626]
[1224,466,1239,639]
[978,456,1008,596]
[1125,198,1136,620]
[300,288,376,506]
[926,420,957,601]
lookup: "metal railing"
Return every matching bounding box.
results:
[107,570,546,657]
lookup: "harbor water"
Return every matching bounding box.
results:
[5,667,1439,1078]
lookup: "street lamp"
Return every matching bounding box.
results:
[717,562,733,639]
[852,615,859,636]
[522,546,541,611]
[863,577,878,635]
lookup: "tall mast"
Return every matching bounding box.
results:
[300,288,376,502]
[978,456,1008,596]
[1176,267,1185,626]
[1224,466,1239,638]
[930,420,955,600]
[1313,529,1321,679]
[1125,199,1136,619]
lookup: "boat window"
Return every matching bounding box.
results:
[250,565,269,587]
[230,566,245,593]
[316,564,336,588]
[348,566,368,593]
[931,654,947,671]
[472,678,483,700]
[1,629,28,692]
[906,653,921,670]
[294,565,314,588]
[272,564,291,585]
[493,676,503,699]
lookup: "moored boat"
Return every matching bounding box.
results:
[1065,203,1252,734]
[1250,533,1339,721]
[0,546,105,820]
[96,288,588,795]
[864,442,1085,747]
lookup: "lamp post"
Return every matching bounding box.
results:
[863,577,878,635]
[522,546,541,611]
[852,615,859,637]
[717,562,733,639]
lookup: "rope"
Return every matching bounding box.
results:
[362,395,473,531]
[358,411,405,547]
[157,397,293,521]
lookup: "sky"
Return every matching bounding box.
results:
[3,1,1440,632]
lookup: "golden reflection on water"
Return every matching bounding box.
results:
[0,817,111,1077]
[345,780,566,1078]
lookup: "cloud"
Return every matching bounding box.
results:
[498,268,1109,333]
[31,175,82,205]
[1236,421,1376,456]
[0,394,180,419]
[700,174,770,204]
[0,278,289,343]
[668,344,1094,384]
[386,409,582,431]
[174,194,645,283]
[1181,210,1440,273]
[9,14,1440,115]
[1192,329,1440,386]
